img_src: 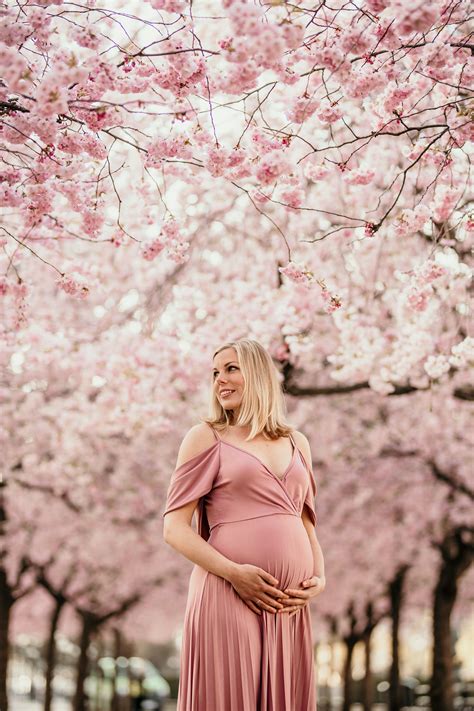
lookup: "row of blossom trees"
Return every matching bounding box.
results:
[3,357,473,711]
[1,0,473,710]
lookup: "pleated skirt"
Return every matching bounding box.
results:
[176,514,317,711]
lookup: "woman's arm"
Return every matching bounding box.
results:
[278,430,325,616]
[163,424,239,581]
[301,508,325,579]
[293,430,325,580]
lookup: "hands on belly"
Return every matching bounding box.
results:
[227,563,291,615]
[278,575,326,617]
[228,563,326,617]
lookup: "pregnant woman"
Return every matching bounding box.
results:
[162,338,326,710]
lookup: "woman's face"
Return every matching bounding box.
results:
[212,347,245,413]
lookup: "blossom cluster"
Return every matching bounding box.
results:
[141,219,190,264]
[279,262,343,314]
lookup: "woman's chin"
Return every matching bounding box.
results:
[222,401,239,411]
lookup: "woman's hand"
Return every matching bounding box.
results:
[228,563,290,615]
[278,575,326,618]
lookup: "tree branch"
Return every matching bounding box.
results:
[282,363,473,401]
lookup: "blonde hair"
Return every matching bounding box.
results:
[202,338,293,441]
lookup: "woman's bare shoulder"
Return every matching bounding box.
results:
[175,422,217,468]
[291,429,310,446]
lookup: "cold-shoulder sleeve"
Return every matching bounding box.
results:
[303,458,318,527]
[162,441,220,542]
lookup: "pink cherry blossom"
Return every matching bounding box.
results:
[278,261,315,287]
[255,153,291,186]
[405,286,432,312]
[424,354,451,379]
[342,168,375,185]
[316,104,343,125]
[391,1,440,36]
[320,285,343,313]
[0,44,31,93]
[417,261,447,285]
[56,274,90,299]
[449,337,474,368]
[145,136,194,167]
[142,238,167,261]
[286,97,320,124]
[148,0,187,11]
[431,187,461,222]
[303,159,330,182]
[278,185,305,209]
[394,205,431,237]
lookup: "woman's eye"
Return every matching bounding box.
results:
[213,366,237,376]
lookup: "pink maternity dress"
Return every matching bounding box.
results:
[162,424,318,711]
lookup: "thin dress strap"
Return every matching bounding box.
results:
[207,423,221,441]
[288,431,296,449]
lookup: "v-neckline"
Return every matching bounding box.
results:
[219,438,297,482]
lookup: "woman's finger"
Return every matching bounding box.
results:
[262,582,289,600]
[283,588,310,598]
[246,600,262,615]
[280,595,305,606]
[255,597,281,613]
[278,604,302,613]
[258,592,284,609]
[290,602,308,617]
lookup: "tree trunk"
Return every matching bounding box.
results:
[73,613,97,711]
[342,604,358,711]
[44,596,65,711]
[342,637,357,711]
[111,627,123,711]
[431,530,473,711]
[322,616,337,711]
[92,635,106,711]
[362,601,374,711]
[389,565,408,711]
[0,567,13,711]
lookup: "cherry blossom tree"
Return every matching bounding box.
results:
[2,0,472,343]
[292,388,473,710]
[1,1,473,710]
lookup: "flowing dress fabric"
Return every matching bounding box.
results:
[162,427,318,711]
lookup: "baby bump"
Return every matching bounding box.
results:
[208,513,314,590]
